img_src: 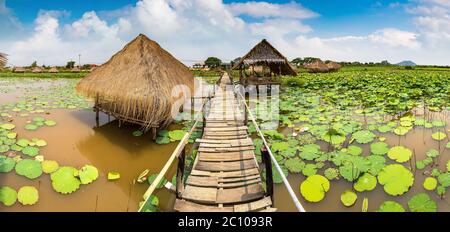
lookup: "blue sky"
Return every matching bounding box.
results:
[1,0,449,65]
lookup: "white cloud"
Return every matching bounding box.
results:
[227,1,318,19]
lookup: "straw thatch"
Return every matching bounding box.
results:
[233,39,297,76]
[13,67,26,73]
[76,34,194,130]
[48,67,59,73]
[32,67,43,73]
[305,60,329,73]
[326,62,342,72]
[71,67,80,73]
[0,53,7,68]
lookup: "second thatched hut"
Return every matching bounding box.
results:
[305,60,329,73]
[76,34,194,137]
[326,62,342,72]
[48,67,59,73]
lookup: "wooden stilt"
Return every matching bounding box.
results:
[151,127,157,141]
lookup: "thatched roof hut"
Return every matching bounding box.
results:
[0,53,7,68]
[71,67,80,73]
[48,67,59,73]
[305,60,329,73]
[326,62,342,72]
[233,39,297,76]
[13,67,26,73]
[32,67,43,73]
[76,34,194,132]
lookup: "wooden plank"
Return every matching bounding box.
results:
[216,184,265,204]
[203,135,248,140]
[198,151,255,162]
[190,168,260,178]
[174,200,233,212]
[233,197,272,212]
[204,126,248,132]
[198,146,255,153]
[186,176,218,187]
[182,185,217,204]
[196,138,253,145]
[195,160,257,172]
[220,178,261,188]
[220,174,261,183]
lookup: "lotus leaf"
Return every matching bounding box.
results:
[271,142,289,153]
[33,117,45,122]
[378,164,414,196]
[263,130,285,139]
[132,130,143,137]
[352,130,375,144]
[437,172,450,187]
[24,124,38,131]
[0,155,15,173]
[354,173,377,192]
[300,175,330,202]
[324,167,339,180]
[322,130,346,145]
[340,190,357,207]
[272,166,288,184]
[302,163,317,177]
[346,145,362,156]
[168,130,185,141]
[284,158,305,173]
[35,139,47,147]
[387,146,412,163]
[44,120,56,126]
[1,124,15,130]
[108,171,121,180]
[432,132,446,141]
[16,139,29,147]
[436,186,446,197]
[41,160,59,174]
[299,144,321,161]
[51,166,81,194]
[15,159,42,179]
[393,126,410,136]
[366,155,386,176]
[432,120,445,127]
[426,149,439,158]
[377,125,392,133]
[79,165,99,184]
[6,132,17,139]
[280,147,297,158]
[407,193,437,212]
[157,130,169,137]
[370,142,389,155]
[0,145,9,153]
[377,201,405,212]
[147,174,168,189]
[17,186,38,205]
[155,136,170,144]
[362,197,369,212]
[423,177,437,191]
[0,186,17,206]
[22,146,39,157]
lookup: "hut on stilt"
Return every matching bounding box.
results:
[232,39,297,87]
[76,34,194,139]
[305,60,329,73]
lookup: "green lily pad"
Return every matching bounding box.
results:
[377,201,405,212]
[432,132,446,141]
[346,145,362,156]
[302,163,318,177]
[437,172,450,187]
[370,142,389,155]
[24,124,38,131]
[41,160,59,174]
[108,171,121,180]
[407,193,437,212]
[378,164,414,196]
[324,167,339,180]
[44,120,57,126]
[387,146,412,163]
[393,126,411,136]
[0,186,17,206]
[147,174,168,189]
[155,136,170,144]
[300,175,330,203]
[132,130,143,137]
[17,186,39,205]
[168,130,186,141]
[423,177,437,191]
[15,159,43,179]
[352,130,376,144]
[271,142,289,153]
[51,166,81,194]
[1,124,15,130]
[21,146,39,157]
[284,158,305,173]
[0,155,16,173]
[426,149,439,158]
[354,173,377,192]
[366,155,386,176]
[6,132,17,139]
[35,139,47,147]
[340,190,357,207]
[33,117,45,122]
[299,144,321,161]
[78,165,99,184]
[16,139,30,147]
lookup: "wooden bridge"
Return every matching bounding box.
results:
[139,72,305,212]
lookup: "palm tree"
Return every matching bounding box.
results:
[0,52,7,69]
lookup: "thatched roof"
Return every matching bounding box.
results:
[326,62,342,72]
[305,60,329,73]
[71,67,80,73]
[13,67,25,73]
[233,39,297,76]
[0,53,7,68]
[76,34,194,129]
[48,67,59,73]
[32,67,43,73]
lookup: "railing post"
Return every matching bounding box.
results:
[261,146,274,202]
[176,147,185,199]
[244,91,248,125]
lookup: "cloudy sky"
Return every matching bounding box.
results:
[0,0,449,66]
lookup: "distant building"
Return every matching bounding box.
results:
[13,67,26,73]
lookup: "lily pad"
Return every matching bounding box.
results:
[354,173,377,192]
[0,186,17,206]
[147,174,168,189]
[340,190,357,207]
[352,130,375,144]
[346,145,362,156]
[407,193,437,212]
[378,164,414,196]
[51,166,81,194]
[302,163,318,177]
[15,159,43,179]
[423,177,437,191]
[0,155,16,173]
[271,142,289,153]
[21,146,39,157]
[41,160,59,174]
[17,186,39,205]
[387,146,412,163]
[78,165,99,185]
[35,139,47,147]
[108,171,121,180]
[370,142,389,155]
[44,120,57,126]
[284,158,305,173]
[324,167,339,180]
[1,124,15,130]
[155,136,170,144]
[132,130,143,137]
[426,149,439,158]
[168,130,186,141]
[299,144,321,161]
[393,126,411,136]
[300,175,330,203]
[432,132,447,141]
[24,124,38,131]
[377,201,405,212]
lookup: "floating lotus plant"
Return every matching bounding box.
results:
[423,177,437,191]
[378,164,414,196]
[354,173,377,192]
[407,193,437,212]
[78,165,99,185]
[0,186,17,206]
[300,174,330,203]
[370,142,389,155]
[432,132,446,141]
[41,160,59,174]
[351,130,375,144]
[387,146,412,163]
[340,190,357,207]
[377,201,405,212]
[15,159,43,179]
[17,186,39,205]
[51,166,81,194]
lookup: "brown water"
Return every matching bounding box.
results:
[1,78,450,212]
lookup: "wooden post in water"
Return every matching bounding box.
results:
[95,94,99,127]
[151,127,157,141]
[176,147,186,198]
[261,146,274,202]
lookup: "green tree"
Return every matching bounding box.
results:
[302,57,320,65]
[204,57,222,68]
[291,58,303,66]
[31,61,37,68]
[66,61,75,69]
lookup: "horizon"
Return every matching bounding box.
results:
[1,0,449,66]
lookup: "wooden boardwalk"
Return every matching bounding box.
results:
[174,73,275,212]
